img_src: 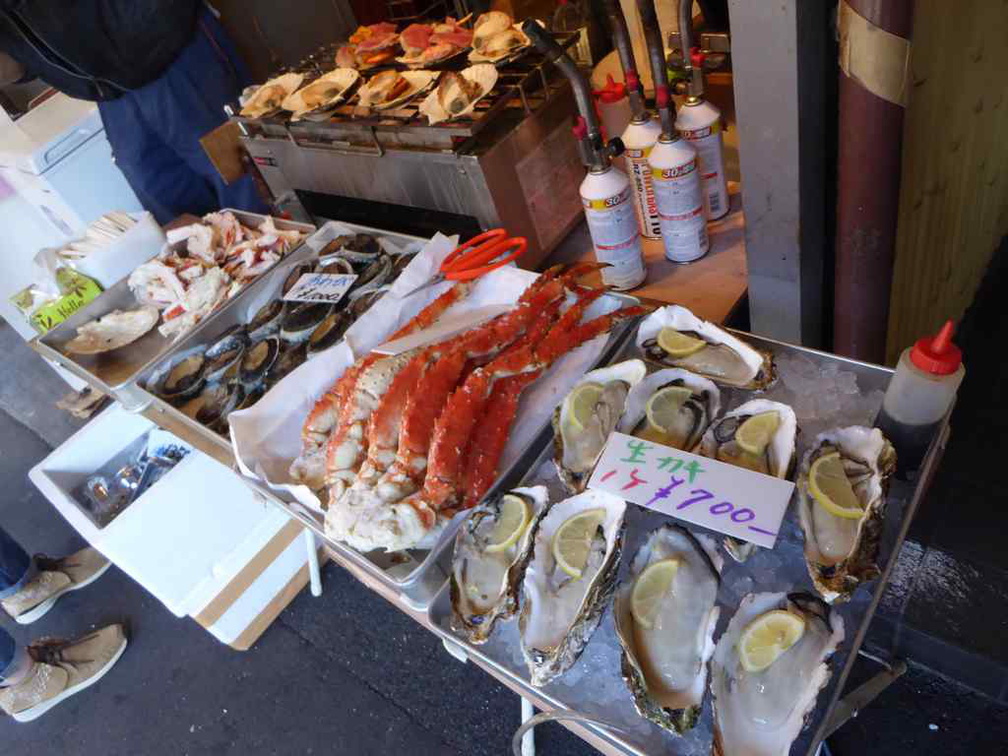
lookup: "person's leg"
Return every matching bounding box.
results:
[0,527,33,600]
[0,629,32,687]
[135,7,268,215]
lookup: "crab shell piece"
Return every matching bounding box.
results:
[552,359,647,494]
[710,592,844,756]
[797,426,896,603]
[450,486,549,645]
[616,368,721,453]
[635,305,776,390]
[519,490,626,687]
[613,525,722,734]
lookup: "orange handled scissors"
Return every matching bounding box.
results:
[401,228,526,298]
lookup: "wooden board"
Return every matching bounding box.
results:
[543,182,748,324]
[885,0,1008,363]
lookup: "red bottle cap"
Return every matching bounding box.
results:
[571,115,588,139]
[690,47,706,68]
[910,319,962,375]
[593,74,626,104]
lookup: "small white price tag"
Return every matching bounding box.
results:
[283,273,358,304]
[587,432,794,548]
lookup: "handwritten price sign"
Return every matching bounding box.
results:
[587,432,794,548]
[284,273,358,304]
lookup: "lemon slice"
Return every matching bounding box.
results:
[734,411,780,455]
[552,507,607,579]
[738,609,806,673]
[809,451,863,519]
[483,494,532,553]
[644,385,694,436]
[657,327,707,358]
[630,558,680,629]
[566,382,605,432]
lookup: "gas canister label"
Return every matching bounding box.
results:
[583,184,645,289]
[625,147,661,239]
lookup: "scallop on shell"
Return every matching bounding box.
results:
[240,73,304,118]
[614,525,722,734]
[418,65,498,124]
[552,359,647,494]
[617,368,721,453]
[797,426,896,603]
[450,486,549,644]
[636,305,775,389]
[519,490,626,686]
[282,68,359,119]
[710,592,844,756]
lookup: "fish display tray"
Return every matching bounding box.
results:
[31,210,317,406]
[424,329,948,756]
[131,220,423,463]
[242,295,642,609]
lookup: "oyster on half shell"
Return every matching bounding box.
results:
[614,525,722,734]
[797,426,896,603]
[520,490,626,686]
[617,368,721,453]
[710,592,844,756]
[553,360,647,493]
[636,305,775,389]
[450,487,549,644]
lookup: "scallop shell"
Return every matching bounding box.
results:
[240,73,304,118]
[356,70,438,110]
[519,490,626,686]
[282,68,359,119]
[469,21,531,64]
[418,64,498,124]
[450,486,549,644]
[552,359,648,493]
[64,306,159,355]
[636,305,776,389]
[150,348,206,405]
[617,368,721,453]
[797,426,896,603]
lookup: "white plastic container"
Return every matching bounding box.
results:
[877,320,965,476]
[580,165,646,290]
[676,97,729,221]
[648,136,708,262]
[621,116,662,240]
[70,211,166,287]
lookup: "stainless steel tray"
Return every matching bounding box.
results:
[424,330,948,756]
[244,296,644,609]
[31,210,316,405]
[131,220,425,463]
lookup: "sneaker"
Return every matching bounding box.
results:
[1,547,112,625]
[0,624,128,722]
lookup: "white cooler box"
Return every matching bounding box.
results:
[29,404,319,650]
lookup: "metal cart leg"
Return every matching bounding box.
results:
[520,697,536,756]
[304,529,322,597]
[823,651,908,738]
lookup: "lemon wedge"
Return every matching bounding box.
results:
[738,609,805,673]
[566,382,605,432]
[656,327,707,358]
[644,385,694,438]
[483,494,532,553]
[734,411,780,455]
[630,558,680,629]
[552,507,607,579]
[809,451,863,519]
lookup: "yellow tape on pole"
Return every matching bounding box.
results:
[838,0,912,108]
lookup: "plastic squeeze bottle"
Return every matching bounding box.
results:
[875,320,965,477]
[593,74,632,143]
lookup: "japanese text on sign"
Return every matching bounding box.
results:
[283,272,358,304]
[587,432,795,549]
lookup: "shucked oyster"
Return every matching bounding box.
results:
[617,368,721,452]
[450,487,549,644]
[614,525,722,734]
[797,426,896,603]
[520,490,626,686]
[636,305,775,389]
[553,360,647,493]
[710,592,844,756]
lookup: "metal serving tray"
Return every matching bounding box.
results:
[244,297,643,609]
[424,330,948,756]
[131,220,424,463]
[31,210,316,407]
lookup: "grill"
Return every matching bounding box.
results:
[236,33,587,267]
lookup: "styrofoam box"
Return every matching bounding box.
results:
[71,212,166,288]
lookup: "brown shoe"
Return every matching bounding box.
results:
[0,624,128,722]
[0,547,111,625]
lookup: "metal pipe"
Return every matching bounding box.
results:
[522,19,608,170]
[678,0,704,97]
[635,0,676,137]
[603,0,646,120]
